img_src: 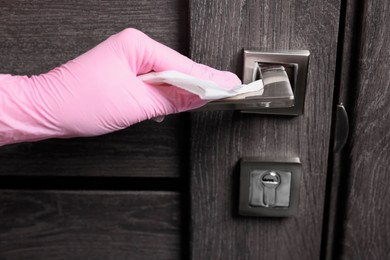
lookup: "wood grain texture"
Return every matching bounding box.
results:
[334,1,390,259]
[0,0,188,75]
[0,190,181,260]
[189,0,340,259]
[0,115,189,177]
[0,0,190,177]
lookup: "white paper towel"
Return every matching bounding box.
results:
[138,71,263,100]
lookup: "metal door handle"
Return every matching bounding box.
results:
[200,50,310,116]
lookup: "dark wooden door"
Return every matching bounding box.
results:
[189,0,340,259]
[188,0,390,259]
[325,0,390,259]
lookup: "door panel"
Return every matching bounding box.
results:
[189,0,340,259]
[0,191,181,259]
[0,0,189,177]
[331,0,390,259]
[0,116,188,177]
[0,0,188,75]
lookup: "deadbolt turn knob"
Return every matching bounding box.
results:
[260,171,281,207]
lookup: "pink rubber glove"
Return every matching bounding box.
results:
[0,28,241,146]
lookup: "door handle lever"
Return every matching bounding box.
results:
[199,50,310,116]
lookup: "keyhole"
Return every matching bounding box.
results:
[260,171,281,207]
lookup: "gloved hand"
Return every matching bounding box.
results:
[0,28,241,146]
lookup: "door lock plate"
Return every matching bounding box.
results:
[239,157,302,217]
